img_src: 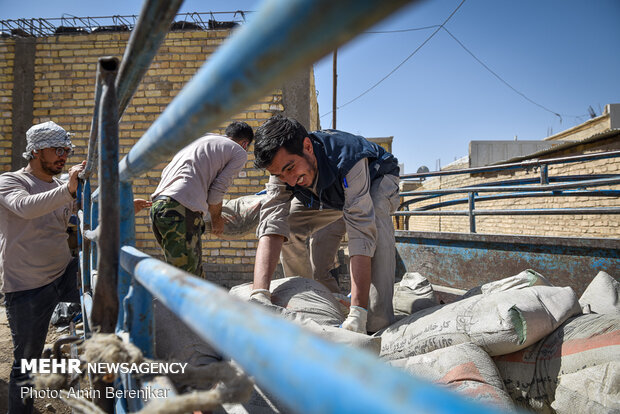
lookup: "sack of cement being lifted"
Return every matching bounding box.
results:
[493,313,620,413]
[462,269,553,299]
[379,285,581,361]
[230,277,381,354]
[392,272,439,318]
[578,271,620,315]
[388,343,514,411]
[205,193,266,236]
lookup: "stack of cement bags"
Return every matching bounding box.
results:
[380,269,620,413]
[219,277,381,414]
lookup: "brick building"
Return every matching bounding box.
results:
[0,21,319,288]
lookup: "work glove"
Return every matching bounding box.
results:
[249,289,272,306]
[341,306,368,334]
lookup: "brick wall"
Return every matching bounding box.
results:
[0,28,310,288]
[0,40,14,170]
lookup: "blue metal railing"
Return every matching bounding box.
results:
[77,0,512,413]
[397,150,620,233]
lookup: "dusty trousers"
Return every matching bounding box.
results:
[281,174,400,332]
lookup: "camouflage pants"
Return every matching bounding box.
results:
[150,197,205,277]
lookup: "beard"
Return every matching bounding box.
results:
[300,152,318,188]
[40,157,64,176]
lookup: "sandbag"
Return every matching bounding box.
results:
[231,277,381,354]
[380,285,581,360]
[551,362,620,414]
[494,313,620,412]
[392,272,439,317]
[230,277,344,326]
[579,271,620,315]
[463,269,553,299]
[389,343,514,410]
[205,193,266,236]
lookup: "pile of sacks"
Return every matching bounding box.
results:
[158,270,618,414]
[382,269,619,413]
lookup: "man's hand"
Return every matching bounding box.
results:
[67,161,86,197]
[249,289,272,305]
[133,198,152,214]
[208,202,224,235]
[341,306,368,334]
[210,214,225,235]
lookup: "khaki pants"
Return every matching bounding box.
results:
[281,174,400,332]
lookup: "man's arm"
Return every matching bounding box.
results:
[208,202,224,235]
[0,162,85,219]
[341,159,377,310]
[253,234,285,290]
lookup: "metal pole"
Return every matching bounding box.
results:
[332,48,337,129]
[120,246,503,414]
[540,164,549,185]
[119,0,418,182]
[91,57,120,336]
[468,192,476,233]
[116,0,183,117]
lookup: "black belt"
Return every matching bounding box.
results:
[153,195,174,203]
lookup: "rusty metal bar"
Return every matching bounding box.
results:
[118,0,418,182]
[79,68,102,180]
[120,246,503,414]
[91,57,120,338]
[116,0,183,117]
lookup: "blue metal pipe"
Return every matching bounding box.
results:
[118,0,418,182]
[395,207,620,216]
[91,56,120,335]
[116,180,135,332]
[120,246,505,414]
[402,190,620,212]
[400,176,620,197]
[400,150,620,180]
[80,68,102,181]
[116,0,183,117]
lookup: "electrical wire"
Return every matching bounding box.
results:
[320,0,467,119]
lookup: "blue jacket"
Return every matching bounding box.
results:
[288,130,399,210]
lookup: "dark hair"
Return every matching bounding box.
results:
[253,115,308,169]
[225,121,254,144]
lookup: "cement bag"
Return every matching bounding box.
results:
[380,285,581,360]
[493,313,620,412]
[205,193,266,236]
[463,269,553,299]
[579,271,620,315]
[230,277,344,326]
[392,272,439,317]
[231,277,381,354]
[551,361,620,414]
[389,343,514,410]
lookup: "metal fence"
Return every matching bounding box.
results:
[397,150,620,233]
[75,0,507,413]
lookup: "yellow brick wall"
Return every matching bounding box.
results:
[1,29,287,287]
[0,40,14,171]
[402,148,620,238]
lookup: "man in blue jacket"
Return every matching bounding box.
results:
[251,115,400,334]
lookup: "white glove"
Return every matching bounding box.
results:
[341,306,368,334]
[249,289,272,305]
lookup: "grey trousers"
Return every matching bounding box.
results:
[281,174,400,332]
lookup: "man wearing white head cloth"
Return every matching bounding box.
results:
[0,121,85,413]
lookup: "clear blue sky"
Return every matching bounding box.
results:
[2,0,619,173]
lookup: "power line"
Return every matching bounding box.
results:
[364,25,440,34]
[440,26,587,122]
[320,0,467,119]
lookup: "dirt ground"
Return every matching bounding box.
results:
[0,305,72,413]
